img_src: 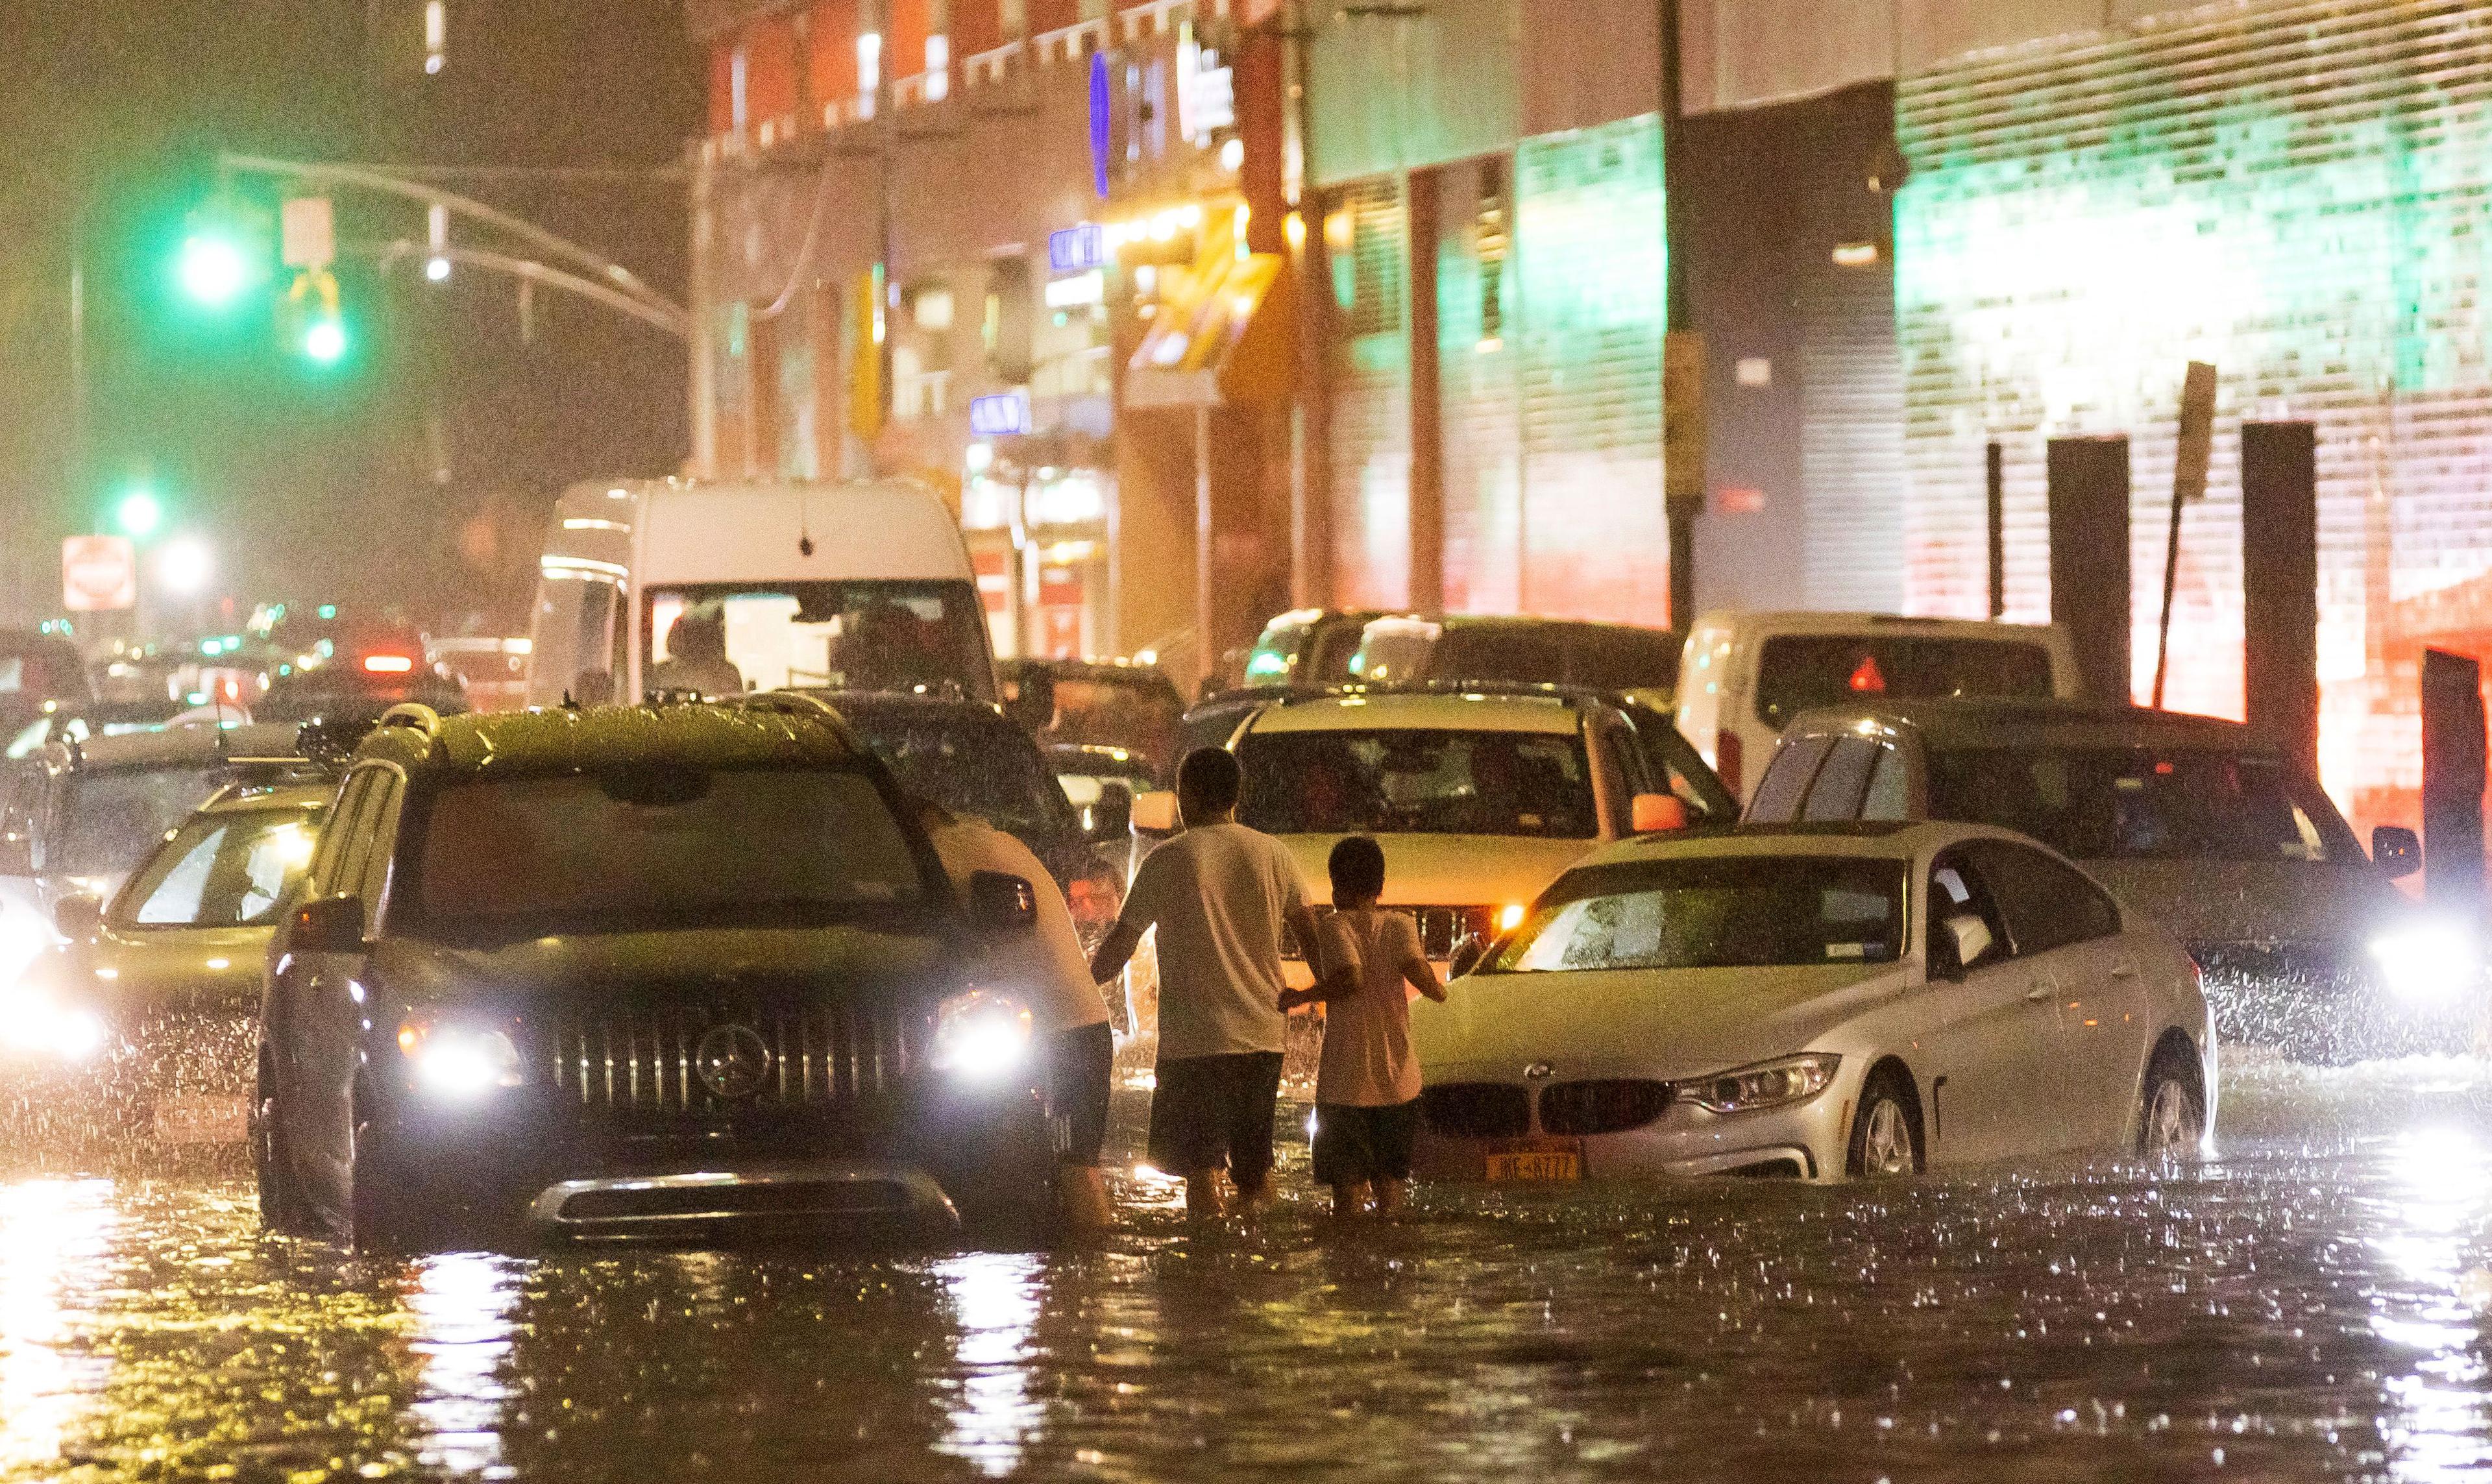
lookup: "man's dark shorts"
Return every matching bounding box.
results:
[1311,1101,1420,1186]
[1146,1051,1286,1186]
[1048,1023,1115,1167]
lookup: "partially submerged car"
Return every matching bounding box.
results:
[1410,821,2214,1183]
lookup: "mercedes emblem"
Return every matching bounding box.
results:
[694,1023,773,1099]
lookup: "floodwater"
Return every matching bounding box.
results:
[6,1060,2492,1482]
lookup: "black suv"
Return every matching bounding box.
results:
[252,697,1060,1250]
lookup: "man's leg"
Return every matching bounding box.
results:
[1227,1052,1288,1213]
[1332,1181,1372,1219]
[1182,1167,1228,1219]
[1049,1024,1117,1232]
[1373,1178,1407,1215]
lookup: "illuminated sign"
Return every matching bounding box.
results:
[1045,270,1105,308]
[1049,224,1105,274]
[969,390,1033,437]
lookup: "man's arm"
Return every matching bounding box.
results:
[1090,919,1144,986]
[1281,961,1362,1010]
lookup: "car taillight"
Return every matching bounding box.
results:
[1715,728,1744,798]
[362,654,415,674]
[1066,868,1122,949]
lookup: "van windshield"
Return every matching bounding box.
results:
[644,580,994,702]
[1755,635,2055,728]
[1925,747,2358,863]
[404,768,930,938]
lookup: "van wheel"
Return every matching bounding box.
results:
[2137,1050,2205,1160]
[1846,1067,1923,1178]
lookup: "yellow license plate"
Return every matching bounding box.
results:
[1485,1150,1582,1182]
[153,1095,249,1145]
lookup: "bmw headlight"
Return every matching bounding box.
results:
[930,990,1034,1082]
[2369,918,2484,1006]
[398,1018,523,1099]
[1680,1052,1842,1115]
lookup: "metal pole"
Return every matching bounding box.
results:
[1196,404,1215,696]
[1659,0,1701,631]
[687,141,716,477]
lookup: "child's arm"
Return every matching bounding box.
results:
[1403,953,1447,1003]
[1283,962,1363,1009]
[1280,919,1363,1010]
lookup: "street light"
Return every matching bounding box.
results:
[113,487,164,540]
[156,537,213,595]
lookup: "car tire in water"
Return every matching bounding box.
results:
[252,1056,309,1235]
[1845,1067,1923,1178]
[2136,1048,2205,1160]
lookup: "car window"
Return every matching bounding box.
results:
[1237,726,1599,839]
[1801,738,1880,821]
[1494,856,1905,971]
[1755,635,2057,729]
[1861,744,1909,821]
[1745,735,1833,823]
[1964,839,2120,955]
[644,579,993,703]
[1925,849,2010,975]
[1925,746,2356,862]
[310,772,376,899]
[1568,629,1678,692]
[1588,714,1641,825]
[1434,628,1569,685]
[846,712,1081,841]
[358,775,404,931]
[53,767,227,877]
[122,806,323,928]
[1617,703,1739,822]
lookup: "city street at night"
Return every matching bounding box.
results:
[8,1064,2492,1482]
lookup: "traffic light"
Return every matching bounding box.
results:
[303,315,348,364]
[113,486,164,540]
[286,267,350,367]
[175,230,252,309]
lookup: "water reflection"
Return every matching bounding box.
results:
[2373,1123,2492,1479]
[0,1179,114,1474]
[405,1250,525,1478]
[932,1252,1043,1477]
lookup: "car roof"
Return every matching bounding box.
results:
[1690,610,2064,637]
[1574,818,2020,868]
[350,699,870,775]
[796,689,1012,725]
[46,722,306,772]
[997,657,1176,686]
[1781,697,2267,753]
[1245,690,1583,735]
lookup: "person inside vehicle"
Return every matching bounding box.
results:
[648,611,745,699]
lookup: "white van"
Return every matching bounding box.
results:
[1674,611,2083,801]
[524,479,996,710]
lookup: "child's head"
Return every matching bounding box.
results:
[1328,835,1386,906]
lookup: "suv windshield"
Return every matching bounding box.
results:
[117,805,322,928]
[1492,857,1907,972]
[1756,635,2055,728]
[645,581,993,703]
[405,767,928,937]
[844,712,1080,842]
[1237,727,1598,838]
[56,767,228,876]
[1926,746,2357,862]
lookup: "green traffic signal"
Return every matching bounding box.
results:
[302,315,348,365]
[176,231,252,308]
[114,487,164,539]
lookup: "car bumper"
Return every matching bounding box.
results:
[1412,1082,1851,1185]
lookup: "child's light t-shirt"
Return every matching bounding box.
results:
[1313,908,1427,1107]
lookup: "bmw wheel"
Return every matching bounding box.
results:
[2138,1054,2205,1160]
[1846,1069,1923,1178]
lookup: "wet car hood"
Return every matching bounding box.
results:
[1411,960,1909,1082]
[367,925,953,1005]
[1277,833,1602,921]
[2077,857,2403,949]
[79,924,275,1017]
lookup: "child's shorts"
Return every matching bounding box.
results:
[1311,1100,1421,1185]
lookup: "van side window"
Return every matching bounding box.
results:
[1801,738,1880,821]
[306,773,372,897]
[1746,735,1832,823]
[357,775,405,932]
[1964,840,2121,955]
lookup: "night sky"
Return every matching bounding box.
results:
[0,0,699,633]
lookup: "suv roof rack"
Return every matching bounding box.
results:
[1270,679,1624,710]
[376,703,443,737]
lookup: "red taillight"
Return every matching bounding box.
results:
[1715,729,1744,799]
[362,654,415,674]
[1849,655,1887,692]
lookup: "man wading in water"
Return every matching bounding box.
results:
[1090,748,1321,1219]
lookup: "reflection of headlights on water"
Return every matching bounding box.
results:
[2369,919,2484,1005]
[1680,1052,1842,1114]
[930,990,1034,1082]
[398,1018,523,1098]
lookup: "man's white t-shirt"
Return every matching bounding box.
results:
[1313,908,1427,1107]
[1113,821,1306,1061]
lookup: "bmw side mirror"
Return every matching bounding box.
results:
[1088,780,1133,842]
[53,893,103,942]
[1448,933,1488,980]
[968,871,1038,934]
[2374,825,2423,881]
[1944,914,1994,974]
[291,894,368,955]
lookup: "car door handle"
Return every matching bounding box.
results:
[2109,960,2140,980]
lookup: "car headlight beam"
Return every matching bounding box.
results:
[1680,1052,1842,1115]
[930,989,1034,1082]
[2369,918,2484,1006]
[399,1018,524,1099]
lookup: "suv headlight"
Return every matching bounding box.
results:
[931,990,1034,1082]
[1679,1052,1841,1115]
[398,1018,523,1099]
[2369,918,2483,1005]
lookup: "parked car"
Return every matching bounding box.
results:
[1349,614,1680,709]
[427,635,532,711]
[254,697,1066,1250]
[807,691,1129,954]
[1166,688,1731,977]
[1740,697,2449,1061]
[1044,742,1154,839]
[256,621,469,724]
[1674,611,2084,801]
[0,631,95,738]
[6,696,197,759]
[1242,608,1386,689]
[3,779,331,1153]
[0,723,313,991]
[998,657,1185,782]
[1408,820,2215,1183]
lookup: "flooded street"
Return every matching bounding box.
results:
[5,1062,2491,1482]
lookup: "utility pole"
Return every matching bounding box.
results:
[1659,0,1705,632]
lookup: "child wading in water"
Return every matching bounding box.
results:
[1281,836,1447,1219]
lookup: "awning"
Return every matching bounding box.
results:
[1122,247,1295,409]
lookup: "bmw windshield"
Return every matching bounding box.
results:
[1491,857,1908,972]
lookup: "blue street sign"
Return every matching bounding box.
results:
[1049,224,1106,274]
[970,390,1034,437]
